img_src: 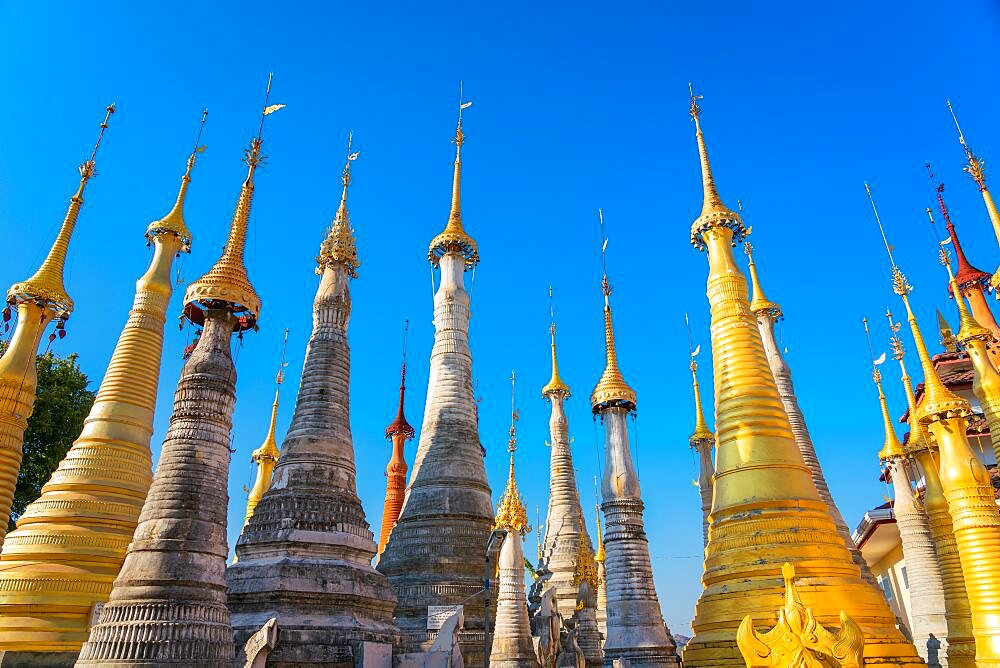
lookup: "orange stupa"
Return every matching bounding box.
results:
[377,359,415,555]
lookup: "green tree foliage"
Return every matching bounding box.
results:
[3,344,94,531]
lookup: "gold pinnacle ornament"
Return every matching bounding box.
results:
[242,328,289,528]
[737,563,865,668]
[869,183,1000,665]
[428,83,478,268]
[494,372,530,536]
[317,134,361,276]
[681,89,920,668]
[0,112,209,654]
[0,104,114,552]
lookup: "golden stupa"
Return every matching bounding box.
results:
[681,91,921,667]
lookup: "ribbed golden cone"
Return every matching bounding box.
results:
[428,120,479,267]
[542,324,571,398]
[590,289,636,412]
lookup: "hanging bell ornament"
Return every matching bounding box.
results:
[58,329,67,339]
[48,332,56,344]
[2,307,10,322]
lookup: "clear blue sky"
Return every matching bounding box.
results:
[2,0,999,635]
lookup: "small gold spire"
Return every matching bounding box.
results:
[494,372,530,535]
[864,317,905,461]
[8,104,115,315]
[317,133,361,276]
[591,210,637,413]
[688,85,747,251]
[542,287,571,398]
[145,110,206,250]
[943,255,993,344]
[428,83,479,268]
[948,100,987,191]
[744,243,782,318]
[244,328,289,525]
[184,76,282,330]
[572,531,598,589]
[594,501,605,564]
[937,309,959,353]
[866,184,972,423]
[686,314,714,445]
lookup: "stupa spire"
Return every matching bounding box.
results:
[593,498,607,636]
[744,243,781,318]
[687,315,715,551]
[489,373,538,667]
[226,114,400,660]
[591,213,679,666]
[947,101,1000,247]
[868,183,1000,666]
[886,307,975,666]
[925,167,1000,351]
[80,79,282,665]
[0,112,210,658]
[538,288,594,617]
[682,94,920,668]
[145,109,205,249]
[242,328,288,527]
[378,95,493,663]
[0,104,114,554]
[428,82,479,267]
[317,133,360,276]
[378,321,415,556]
[937,308,959,353]
[542,287,571,398]
[863,318,905,461]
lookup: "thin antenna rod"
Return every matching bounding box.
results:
[192,109,209,154]
[865,183,897,267]
[947,100,969,148]
[863,317,877,366]
[87,104,116,168]
[684,313,694,356]
[256,72,274,143]
[276,327,290,385]
[598,209,609,281]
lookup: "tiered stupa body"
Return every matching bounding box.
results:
[489,396,541,668]
[77,108,272,666]
[571,530,604,667]
[0,107,113,550]
[947,101,1000,289]
[376,112,494,663]
[227,143,400,663]
[870,356,949,662]
[0,137,197,660]
[540,313,595,616]
[377,360,414,556]
[746,243,877,587]
[591,266,679,667]
[687,349,714,551]
[682,96,921,668]
[888,312,975,668]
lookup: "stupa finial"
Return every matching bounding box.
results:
[317,132,361,276]
[864,317,905,461]
[542,286,571,398]
[8,103,115,316]
[146,109,207,250]
[494,371,530,535]
[948,100,987,191]
[686,313,714,446]
[744,242,782,318]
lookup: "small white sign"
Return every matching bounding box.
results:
[427,605,463,630]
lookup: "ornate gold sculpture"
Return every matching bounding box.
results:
[0,105,114,553]
[737,563,864,668]
[494,373,530,537]
[317,134,361,276]
[682,92,920,668]
[428,90,479,268]
[869,185,1000,665]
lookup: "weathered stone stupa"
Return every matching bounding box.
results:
[77,90,276,666]
[227,136,400,664]
[682,92,921,667]
[0,117,198,663]
[489,375,540,668]
[376,100,494,663]
[686,335,714,552]
[591,217,679,667]
[539,291,595,617]
[0,106,113,551]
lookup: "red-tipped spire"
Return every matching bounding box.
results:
[385,362,415,440]
[928,164,991,296]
